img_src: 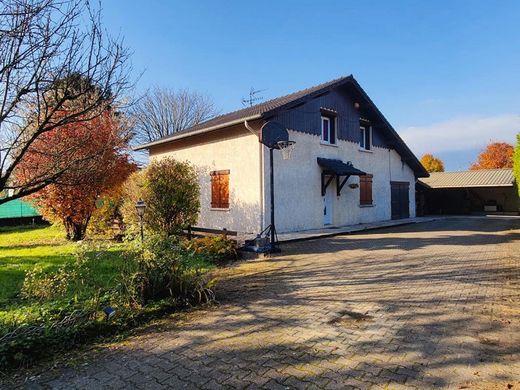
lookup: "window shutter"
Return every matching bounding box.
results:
[330,118,336,144]
[360,175,373,205]
[367,176,373,203]
[210,170,230,209]
[365,127,371,150]
[220,173,229,208]
[211,174,220,208]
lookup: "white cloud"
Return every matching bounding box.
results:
[398,114,520,155]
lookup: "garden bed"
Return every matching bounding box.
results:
[0,225,231,370]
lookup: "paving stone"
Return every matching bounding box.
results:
[3,217,520,390]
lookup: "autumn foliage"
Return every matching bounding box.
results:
[470,142,514,170]
[420,154,445,172]
[17,110,136,240]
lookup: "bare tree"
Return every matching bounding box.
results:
[0,0,131,205]
[130,87,218,145]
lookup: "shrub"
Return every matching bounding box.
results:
[120,170,147,239]
[120,159,200,238]
[144,158,200,236]
[118,235,215,306]
[184,236,237,264]
[88,192,125,239]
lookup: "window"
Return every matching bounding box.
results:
[210,170,230,209]
[359,125,371,150]
[360,174,373,205]
[321,116,336,145]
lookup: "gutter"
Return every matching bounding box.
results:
[133,114,263,151]
[244,120,265,233]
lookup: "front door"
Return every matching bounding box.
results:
[323,186,333,225]
[391,181,410,219]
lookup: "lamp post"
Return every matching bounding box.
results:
[135,199,146,242]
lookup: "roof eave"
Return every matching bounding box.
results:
[422,184,514,189]
[133,113,263,151]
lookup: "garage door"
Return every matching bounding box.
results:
[391,181,410,220]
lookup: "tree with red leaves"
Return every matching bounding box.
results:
[0,0,131,205]
[17,110,136,240]
[470,142,514,170]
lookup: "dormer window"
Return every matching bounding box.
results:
[359,124,371,151]
[321,115,336,145]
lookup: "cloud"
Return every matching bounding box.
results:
[398,114,520,155]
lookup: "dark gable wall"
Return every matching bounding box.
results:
[266,86,391,149]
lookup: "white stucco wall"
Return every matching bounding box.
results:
[146,124,417,235]
[149,125,263,234]
[264,130,417,233]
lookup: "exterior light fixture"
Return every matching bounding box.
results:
[103,306,116,321]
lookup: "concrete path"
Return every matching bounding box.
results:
[276,216,436,242]
[9,217,520,389]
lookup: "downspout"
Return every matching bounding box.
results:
[244,120,265,232]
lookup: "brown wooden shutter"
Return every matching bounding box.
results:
[210,170,230,208]
[360,175,373,205]
[367,175,373,204]
[211,174,219,208]
[220,173,229,208]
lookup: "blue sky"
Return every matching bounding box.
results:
[103,0,520,170]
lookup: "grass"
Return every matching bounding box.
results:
[0,224,218,370]
[0,225,76,304]
[0,224,125,305]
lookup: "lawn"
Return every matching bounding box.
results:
[0,224,125,305]
[0,224,220,369]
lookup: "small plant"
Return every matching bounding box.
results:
[184,235,237,264]
[118,235,215,306]
[21,265,75,301]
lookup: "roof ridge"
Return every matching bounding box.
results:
[191,75,352,125]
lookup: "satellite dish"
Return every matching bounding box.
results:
[259,121,289,149]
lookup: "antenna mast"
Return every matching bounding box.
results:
[242,87,265,107]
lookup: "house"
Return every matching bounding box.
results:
[417,169,518,215]
[136,75,428,235]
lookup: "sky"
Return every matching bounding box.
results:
[103,0,520,171]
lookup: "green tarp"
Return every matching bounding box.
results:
[0,199,39,219]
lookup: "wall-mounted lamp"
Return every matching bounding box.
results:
[348,183,359,189]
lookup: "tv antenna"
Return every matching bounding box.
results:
[242,87,266,107]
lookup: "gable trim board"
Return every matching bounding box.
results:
[139,76,426,234]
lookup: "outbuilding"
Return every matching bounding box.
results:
[417,169,518,215]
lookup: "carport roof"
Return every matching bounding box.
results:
[419,169,515,188]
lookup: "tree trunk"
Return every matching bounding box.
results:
[63,216,89,241]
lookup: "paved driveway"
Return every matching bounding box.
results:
[14,217,520,389]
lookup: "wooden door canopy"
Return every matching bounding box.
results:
[317,158,366,196]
